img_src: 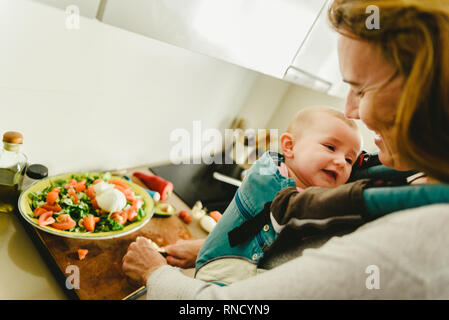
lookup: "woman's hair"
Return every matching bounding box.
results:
[328,0,449,182]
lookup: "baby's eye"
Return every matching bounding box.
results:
[324,144,335,151]
[346,158,353,165]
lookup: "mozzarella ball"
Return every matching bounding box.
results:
[96,188,127,213]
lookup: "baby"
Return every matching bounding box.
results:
[195,106,362,285]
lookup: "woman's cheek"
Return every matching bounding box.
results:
[345,90,360,119]
[358,99,377,131]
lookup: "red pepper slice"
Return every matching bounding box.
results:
[133,172,173,201]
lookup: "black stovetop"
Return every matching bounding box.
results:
[150,158,243,213]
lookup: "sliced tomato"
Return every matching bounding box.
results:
[86,185,96,199]
[126,198,143,221]
[91,198,100,209]
[42,203,62,213]
[111,211,127,225]
[74,179,86,192]
[51,187,61,193]
[109,179,132,191]
[130,197,143,212]
[38,211,55,226]
[126,208,137,222]
[46,191,59,205]
[92,179,103,185]
[33,207,48,217]
[68,188,79,204]
[78,249,88,260]
[109,179,135,202]
[113,185,135,202]
[83,215,100,232]
[51,214,76,230]
[65,179,78,189]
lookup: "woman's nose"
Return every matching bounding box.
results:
[345,91,361,119]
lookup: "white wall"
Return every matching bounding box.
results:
[236,74,290,130]
[31,0,101,18]
[0,0,261,174]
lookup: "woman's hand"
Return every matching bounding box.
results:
[163,239,205,269]
[122,236,167,286]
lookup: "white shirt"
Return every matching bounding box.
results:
[147,204,449,299]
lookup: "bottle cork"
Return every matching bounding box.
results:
[3,131,23,145]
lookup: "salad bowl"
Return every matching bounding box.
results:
[18,172,154,240]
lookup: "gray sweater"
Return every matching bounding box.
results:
[146,204,449,299]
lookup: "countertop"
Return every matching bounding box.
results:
[0,164,208,300]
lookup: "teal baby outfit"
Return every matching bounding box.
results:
[195,151,295,273]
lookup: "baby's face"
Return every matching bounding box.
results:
[286,113,361,189]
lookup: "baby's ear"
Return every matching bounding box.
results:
[280,133,294,158]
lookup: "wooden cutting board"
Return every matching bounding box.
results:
[18,168,198,300]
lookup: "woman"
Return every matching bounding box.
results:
[122,0,449,299]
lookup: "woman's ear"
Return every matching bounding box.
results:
[280,133,295,158]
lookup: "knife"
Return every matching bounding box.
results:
[150,240,168,257]
[213,171,242,187]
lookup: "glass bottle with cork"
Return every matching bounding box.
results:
[0,132,28,214]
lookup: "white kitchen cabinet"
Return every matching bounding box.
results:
[101,0,326,79]
[30,0,101,19]
[283,0,349,98]
[30,0,347,98]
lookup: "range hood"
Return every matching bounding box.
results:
[283,0,348,98]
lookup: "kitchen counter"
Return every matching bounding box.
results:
[0,207,64,299]
[0,164,208,300]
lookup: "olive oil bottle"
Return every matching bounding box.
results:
[0,132,27,214]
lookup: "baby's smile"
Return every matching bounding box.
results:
[322,169,338,181]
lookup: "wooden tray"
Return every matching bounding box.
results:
[17,169,194,300]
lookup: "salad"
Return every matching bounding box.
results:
[27,172,147,233]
